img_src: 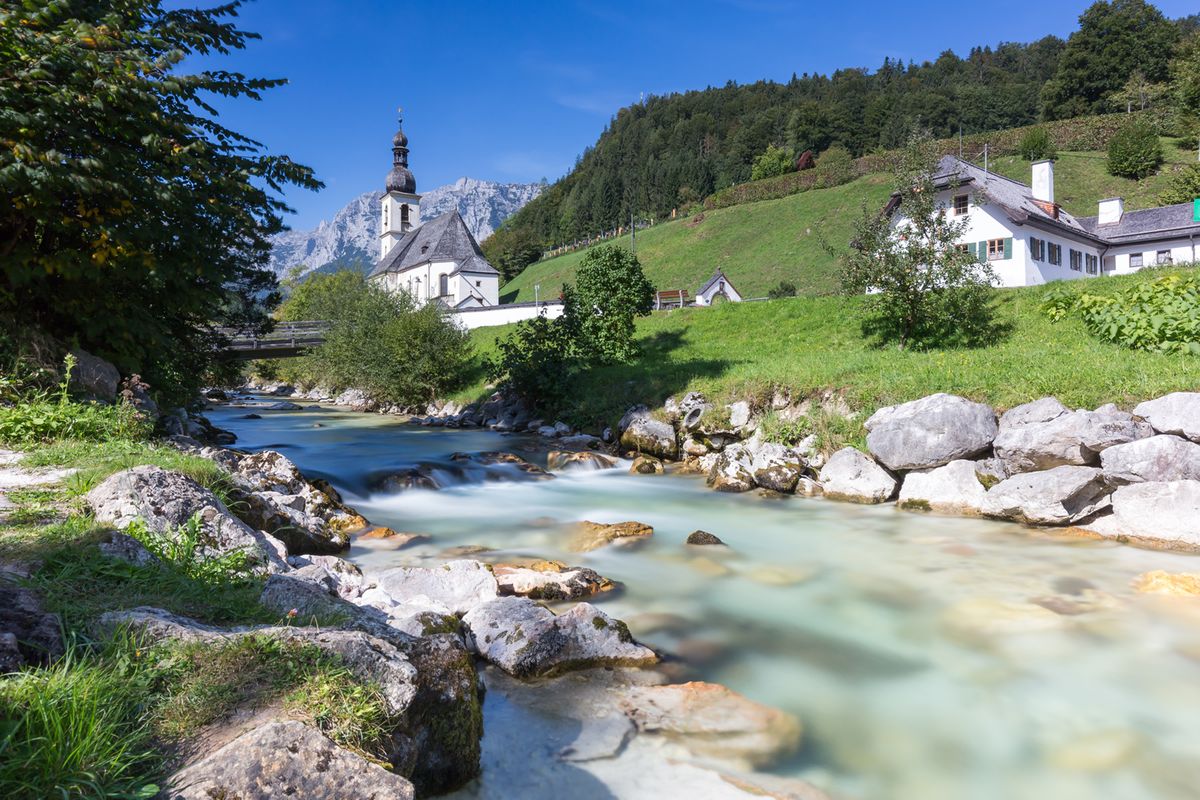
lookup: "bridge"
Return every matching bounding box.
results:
[220,320,328,360]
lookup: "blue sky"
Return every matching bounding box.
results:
[195,0,1197,230]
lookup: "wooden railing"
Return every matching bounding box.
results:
[218,320,329,360]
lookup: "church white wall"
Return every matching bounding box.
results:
[379,192,421,259]
[455,273,499,306]
[450,302,564,330]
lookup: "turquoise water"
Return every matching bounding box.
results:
[210,401,1200,800]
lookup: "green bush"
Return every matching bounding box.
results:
[571,244,655,365]
[767,281,797,299]
[1042,269,1200,352]
[488,313,578,411]
[1158,163,1200,205]
[812,145,855,188]
[1017,127,1057,161]
[750,144,795,182]
[1106,120,1164,179]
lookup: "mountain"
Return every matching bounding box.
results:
[268,178,544,278]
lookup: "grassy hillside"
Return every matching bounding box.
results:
[501,138,1193,304]
[501,174,893,303]
[988,136,1197,218]
[460,267,1200,432]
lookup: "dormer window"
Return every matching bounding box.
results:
[952,194,969,216]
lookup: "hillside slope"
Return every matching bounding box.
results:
[500,174,892,303]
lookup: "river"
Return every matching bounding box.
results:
[209,400,1200,800]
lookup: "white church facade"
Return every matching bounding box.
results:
[888,156,1199,288]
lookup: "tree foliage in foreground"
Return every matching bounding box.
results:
[276,273,473,406]
[490,244,654,408]
[840,133,998,350]
[0,0,320,403]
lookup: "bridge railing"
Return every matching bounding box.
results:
[218,320,330,359]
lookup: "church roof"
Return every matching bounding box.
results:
[369,210,500,278]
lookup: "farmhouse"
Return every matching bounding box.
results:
[890,156,1200,288]
[368,115,501,308]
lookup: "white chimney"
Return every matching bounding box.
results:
[1031,160,1054,204]
[1098,197,1124,225]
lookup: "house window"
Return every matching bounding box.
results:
[952,194,969,216]
[1130,253,1143,268]
[1069,249,1082,271]
[956,244,971,256]
[986,238,1007,261]
[439,274,449,296]
[1157,250,1173,265]
[1085,254,1098,274]
[1048,243,1062,266]
[1030,237,1045,262]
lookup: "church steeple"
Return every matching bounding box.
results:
[380,107,421,259]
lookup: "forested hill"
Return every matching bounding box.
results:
[487,0,1195,274]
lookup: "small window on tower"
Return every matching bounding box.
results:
[475,280,481,287]
[401,205,410,225]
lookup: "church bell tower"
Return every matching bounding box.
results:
[380,110,421,259]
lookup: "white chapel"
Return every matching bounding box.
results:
[367,114,501,308]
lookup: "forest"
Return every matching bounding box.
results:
[484,0,1199,277]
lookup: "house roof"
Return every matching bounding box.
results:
[1078,202,1200,244]
[369,210,499,279]
[698,269,737,296]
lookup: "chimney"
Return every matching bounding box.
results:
[1031,160,1054,204]
[1098,197,1124,225]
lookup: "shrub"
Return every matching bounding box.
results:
[488,313,578,411]
[767,281,798,299]
[1017,127,1057,161]
[570,244,655,365]
[1042,269,1200,353]
[750,144,795,182]
[812,145,855,188]
[1158,163,1200,205]
[1106,120,1163,179]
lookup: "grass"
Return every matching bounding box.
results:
[501,140,1192,305]
[501,174,894,303]
[458,266,1200,436]
[20,439,232,500]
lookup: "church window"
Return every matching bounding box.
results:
[475,280,481,287]
[439,274,449,296]
[401,205,410,226]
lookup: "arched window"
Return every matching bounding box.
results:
[401,204,410,229]
[439,273,449,297]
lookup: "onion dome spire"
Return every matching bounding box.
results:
[385,107,415,193]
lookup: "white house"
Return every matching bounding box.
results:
[368,115,501,309]
[695,269,743,305]
[889,155,1200,288]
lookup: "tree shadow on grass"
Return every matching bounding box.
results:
[499,289,520,304]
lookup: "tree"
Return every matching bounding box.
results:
[750,144,794,181]
[569,244,655,364]
[1042,0,1179,119]
[480,225,545,283]
[0,1,320,404]
[487,313,578,411]
[839,133,998,350]
[1171,31,1200,133]
[1108,70,1168,112]
[1158,164,1200,204]
[1018,127,1057,161]
[1106,119,1164,178]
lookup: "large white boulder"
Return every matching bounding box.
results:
[981,465,1112,525]
[749,442,806,493]
[462,597,657,678]
[1100,435,1200,484]
[706,443,756,493]
[897,459,987,515]
[1133,393,1200,443]
[998,397,1070,428]
[993,406,1152,474]
[817,448,896,504]
[360,560,499,617]
[865,393,997,470]
[619,406,678,460]
[86,466,289,573]
[1104,480,1200,550]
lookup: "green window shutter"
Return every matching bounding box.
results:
[966,242,976,259]
[1004,237,1012,259]
[978,241,987,262]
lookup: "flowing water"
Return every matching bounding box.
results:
[210,401,1200,800]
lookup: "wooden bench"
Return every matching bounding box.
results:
[655,289,689,310]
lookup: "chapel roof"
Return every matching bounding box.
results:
[369,209,499,278]
[698,268,737,296]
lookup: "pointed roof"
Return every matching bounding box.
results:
[699,268,737,295]
[369,210,499,278]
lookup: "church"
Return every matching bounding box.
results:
[367,115,501,308]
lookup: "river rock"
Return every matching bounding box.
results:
[1133,392,1200,442]
[493,562,616,600]
[1100,435,1200,484]
[362,560,499,616]
[630,455,664,475]
[817,448,896,504]
[727,400,752,430]
[0,585,63,670]
[547,451,617,472]
[1104,480,1200,550]
[749,442,806,493]
[86,466,289,573]
[707,443,756,492]
[1000,397,1070,428]
[357,527,430,549]
[686,530,726,546]
[993,406,1152,474]
[1132,570,1200,596]
[617,682,801,768]
[67,349,120,401]
[164,720,415,800]
[981,465,1112,525]
[897,459,987,515]
[865,393,997,470]
[463,597,657,677]
[375,467,442,492]
[619,406,678,460]
[569,520,654,552]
